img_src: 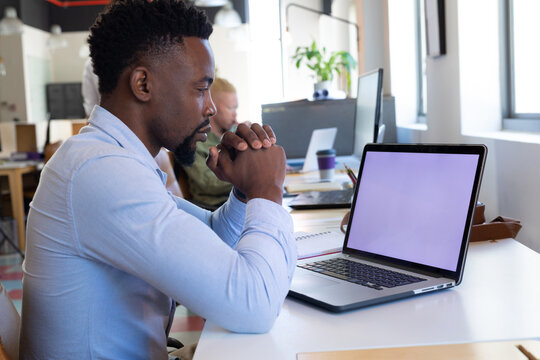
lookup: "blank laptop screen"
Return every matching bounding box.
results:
[347,151,479,271]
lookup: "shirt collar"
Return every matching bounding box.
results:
[88,106,167,185]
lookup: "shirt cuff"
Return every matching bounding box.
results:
[224,189,247,219]
[245,198,294,235]
[210,190,247,248]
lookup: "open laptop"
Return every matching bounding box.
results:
[288,188,355,210]
[289,143,487,312]
[287,127,337,172]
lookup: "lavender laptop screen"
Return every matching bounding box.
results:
[347,151,479,271]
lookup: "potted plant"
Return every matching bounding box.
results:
[291,40,357,93]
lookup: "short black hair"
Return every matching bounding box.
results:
[88,0,213,95]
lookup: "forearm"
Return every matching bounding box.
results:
[209,191,246,247]
[172,191,245,248]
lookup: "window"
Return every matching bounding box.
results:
[417,0,427,118]
[388,0,426,126]
[503,0,540,130]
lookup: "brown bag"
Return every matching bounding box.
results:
[340,202,522,242]
[469,202,522,242]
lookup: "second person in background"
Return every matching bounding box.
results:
[183,77,241,210]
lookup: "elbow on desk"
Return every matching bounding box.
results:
[223,303,279,334]
[217,280,286,334]
[213,245,293,334]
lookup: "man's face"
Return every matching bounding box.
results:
[148,37,216,166]
[210,91,238,134]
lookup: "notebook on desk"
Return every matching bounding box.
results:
[297,340,540,360]
[289,143,487,312]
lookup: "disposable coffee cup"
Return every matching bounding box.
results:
[316,149,336,181]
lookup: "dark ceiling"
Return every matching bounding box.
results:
[0,0,248,33]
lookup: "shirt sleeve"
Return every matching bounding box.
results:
[70,155,297,333]
[171,191,246,248]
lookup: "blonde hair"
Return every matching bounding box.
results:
[212,78,236,94]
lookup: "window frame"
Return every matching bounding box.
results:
[415,0,426,118]
[502,0,540,131]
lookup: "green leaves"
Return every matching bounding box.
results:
[291,40,357,91]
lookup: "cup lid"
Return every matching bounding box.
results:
[316,149,336,156]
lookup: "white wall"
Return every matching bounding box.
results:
[209,25,251,123]
[0,32,27,124]
[0,26,87,151]
[357,0,387,80]
[49,31,89,83]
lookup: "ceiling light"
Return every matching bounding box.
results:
[47,25,68,50]
[214,1,242,28]
[0,7,24,35]
[194,0,228,6]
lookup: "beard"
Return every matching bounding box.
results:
[173,119,210,166]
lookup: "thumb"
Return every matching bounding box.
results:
[215,146,234,180]
[207,146,234,182]
[206,146,219,173]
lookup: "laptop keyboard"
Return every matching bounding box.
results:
[298,258,427,290]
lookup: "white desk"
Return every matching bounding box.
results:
[194,239,540,359]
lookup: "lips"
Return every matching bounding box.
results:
[198,124,211,134]
[194,123,211,143]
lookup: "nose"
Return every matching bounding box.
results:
[205,95,216,118]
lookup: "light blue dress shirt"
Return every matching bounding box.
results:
[20,106,296,359]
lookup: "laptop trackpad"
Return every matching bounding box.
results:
[293,273,340,292]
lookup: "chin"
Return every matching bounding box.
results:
[172,142,196,166]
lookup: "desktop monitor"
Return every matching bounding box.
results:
[46,83,86,119]
[353,68,384,157]
[261,98,356,159]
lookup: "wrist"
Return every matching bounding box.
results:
[244,185,283,205]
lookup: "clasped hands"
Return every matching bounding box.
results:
[206,123,286,204]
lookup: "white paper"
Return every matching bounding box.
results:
[295,231,344,259]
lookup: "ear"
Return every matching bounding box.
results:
[129,66,152,102]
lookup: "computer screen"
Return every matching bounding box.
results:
[46,83,86,119]
[353,69,383,157]
[261,99,355,159]
[347,150,480,272]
